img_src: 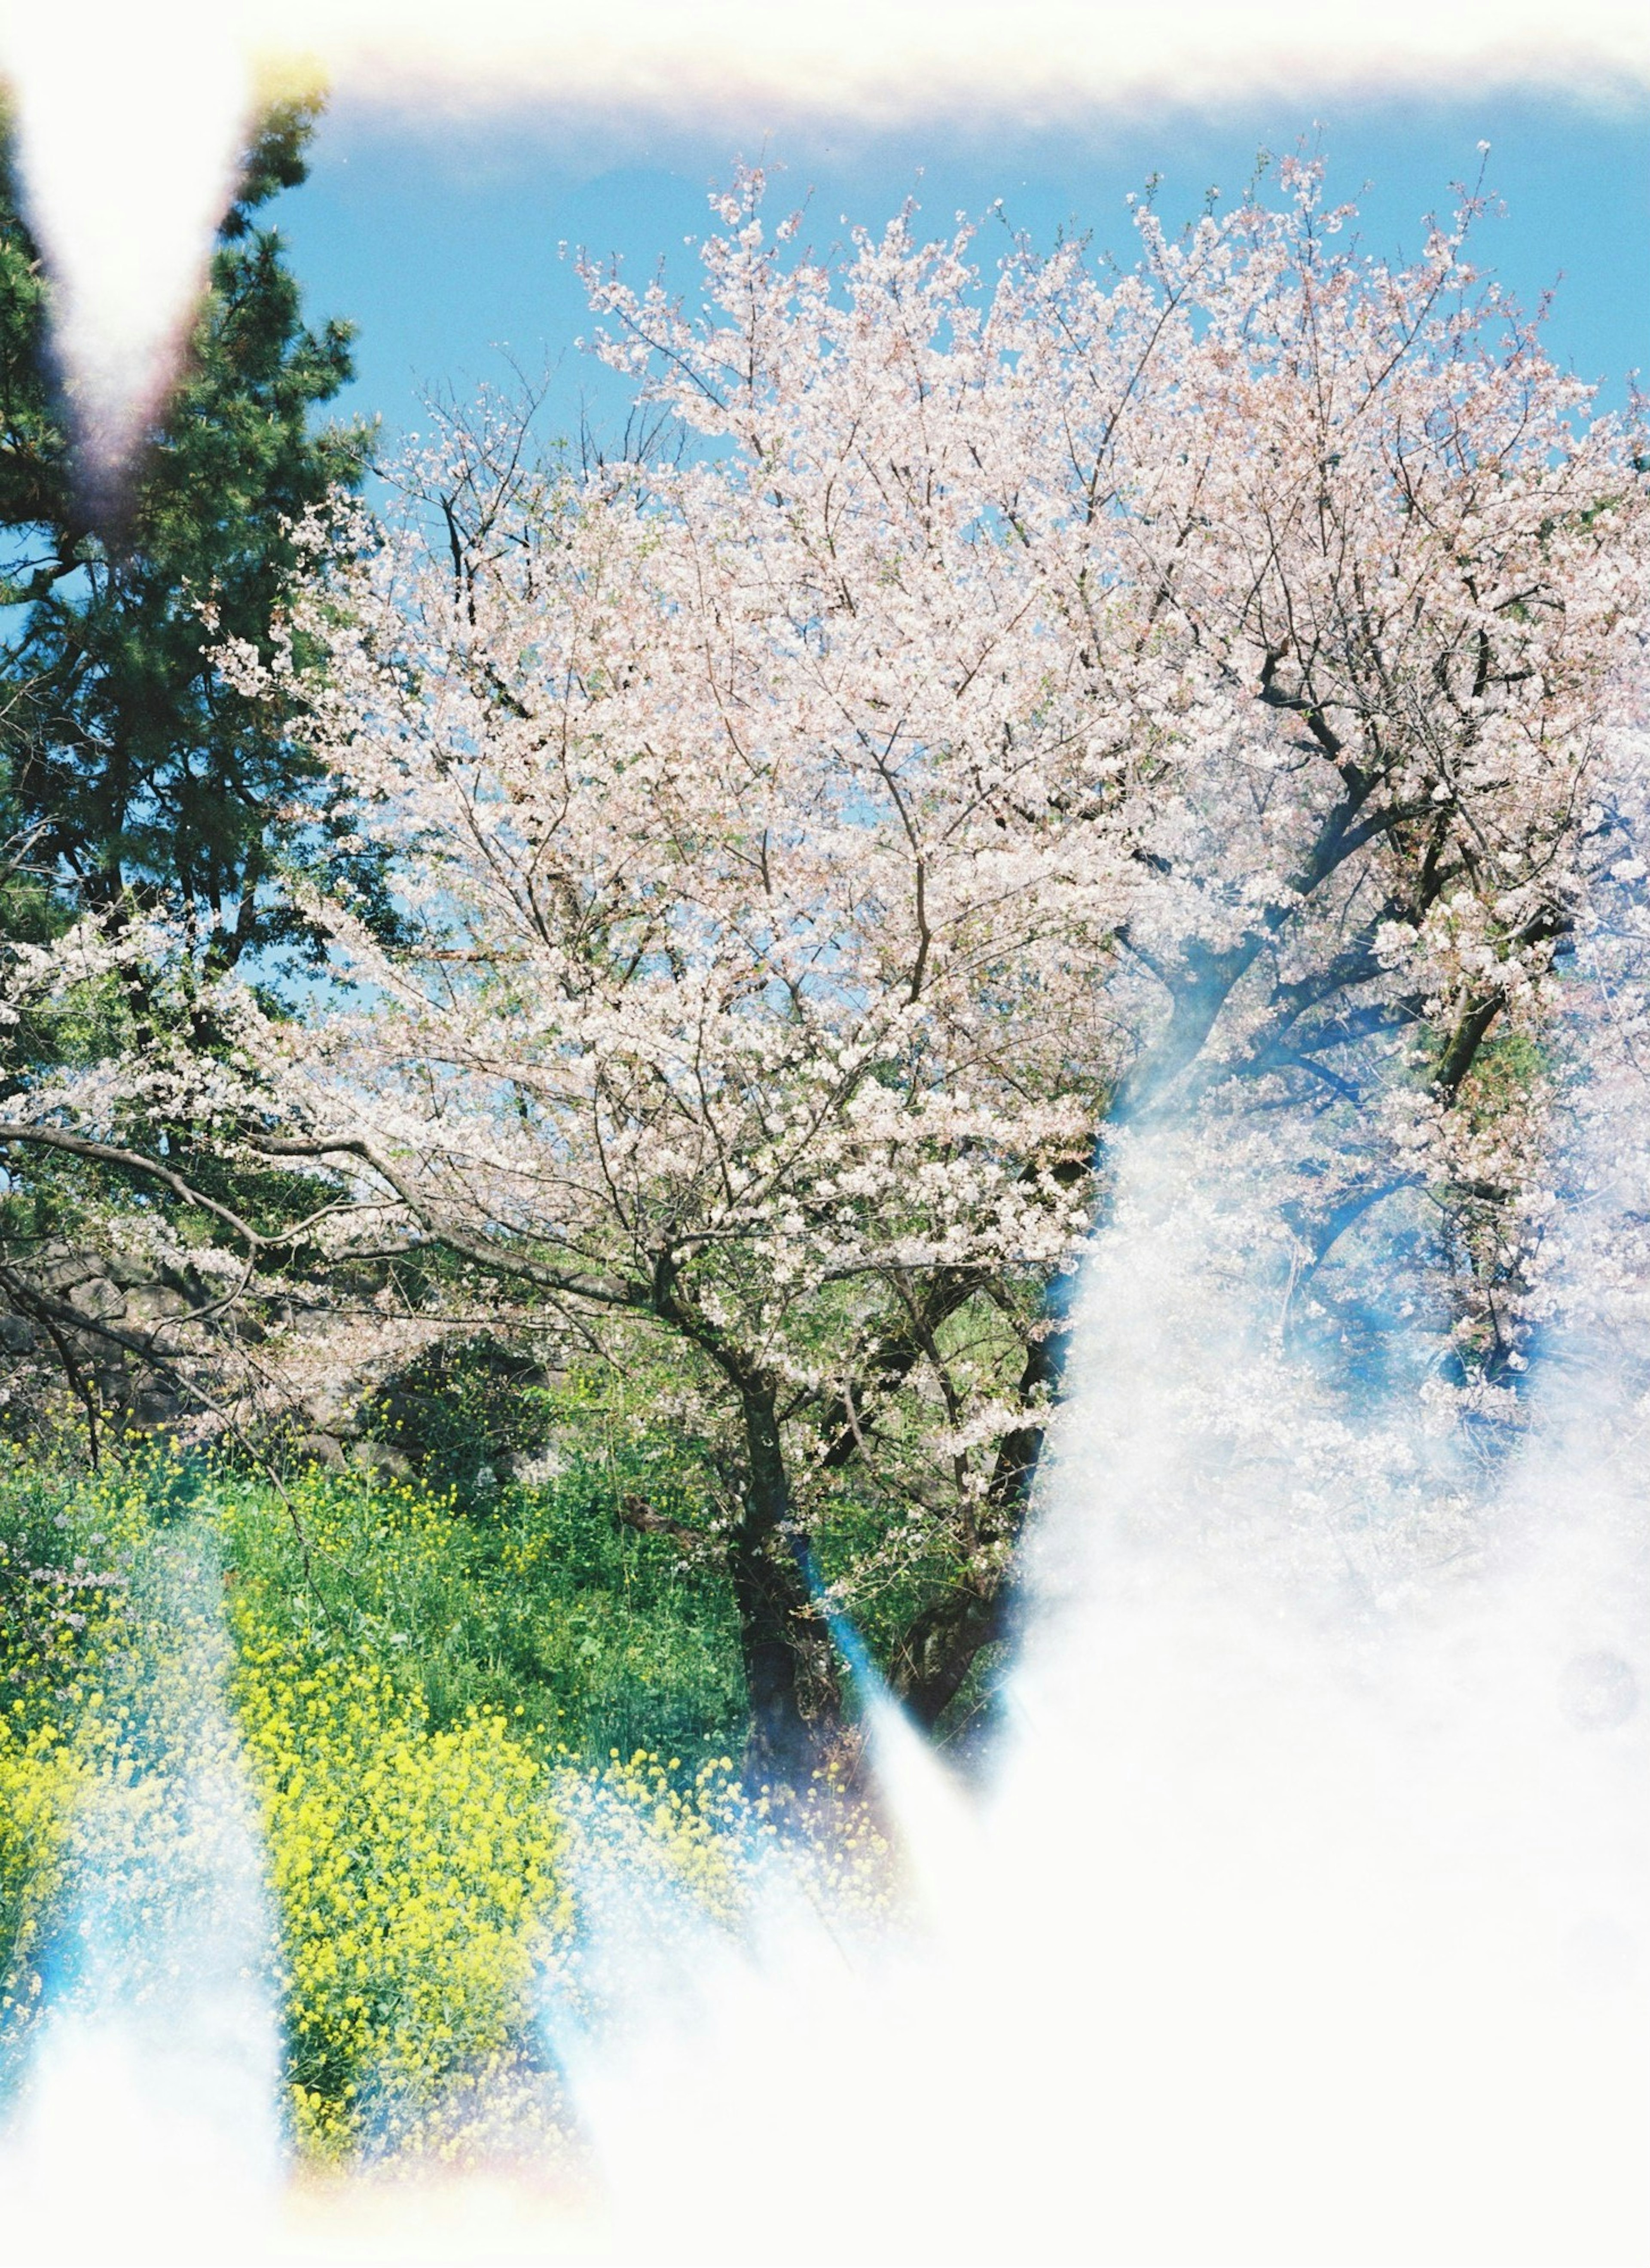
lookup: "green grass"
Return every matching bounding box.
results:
[0,1439,753,2151]
[3,1415,749,1774]
[219,1454,748,1766]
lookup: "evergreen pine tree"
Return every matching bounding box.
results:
[0,99,372,971]
[0,100,376,1434]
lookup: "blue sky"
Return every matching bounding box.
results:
[272,86,1648,455]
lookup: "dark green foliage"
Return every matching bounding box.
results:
[355,1336,565,1501]
[0,99,373,970]
[0,99,388,1416]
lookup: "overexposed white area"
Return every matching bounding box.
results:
[0,3,251,502]
[169,1,1650,116]
[550,1129,1650,2268]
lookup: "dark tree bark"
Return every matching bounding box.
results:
[727,1381,841,1785]
[878,756,1545,1739]
[889,1313,1071,1734]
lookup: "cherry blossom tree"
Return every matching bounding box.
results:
[570,160,1647,1384]
[1072,171,1650,1398]
[42,160,1643,1774]
[217,397,1122,1773]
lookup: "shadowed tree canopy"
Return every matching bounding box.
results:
[0,101,386,1446]
[0,98,376,971]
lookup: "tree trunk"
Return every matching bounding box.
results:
[891,1578,1007,1736]
[727,1383,841,1786]
[891,1313,1071,1735]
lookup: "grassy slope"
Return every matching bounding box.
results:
[0,1444,750,2152]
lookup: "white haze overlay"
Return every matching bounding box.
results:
[550,1124,1650,2268]
[0,9,1648,2263]
[1,0,1649,497]
[0,1531,284,2268]
[2,1111,1647,2265]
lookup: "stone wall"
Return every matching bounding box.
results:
[0,1243,210,1431]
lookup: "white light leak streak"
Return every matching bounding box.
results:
[211,1,1650,117]
[0,2,253,508]
[995,1136,1650,2263]
[0,1528,284,2266]
[534,1130,1650,2268]
[0,8,1647,2259]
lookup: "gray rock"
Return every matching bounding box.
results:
[0,1313,36,1354]
[68,1277,127,1323]
[302,1395,363,1441]
[124,1283,192,1323]
[351,1438,415,1481]
[495,1444,568,1486]
[295,1432,347,1469]
[39,1252,103,1294]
